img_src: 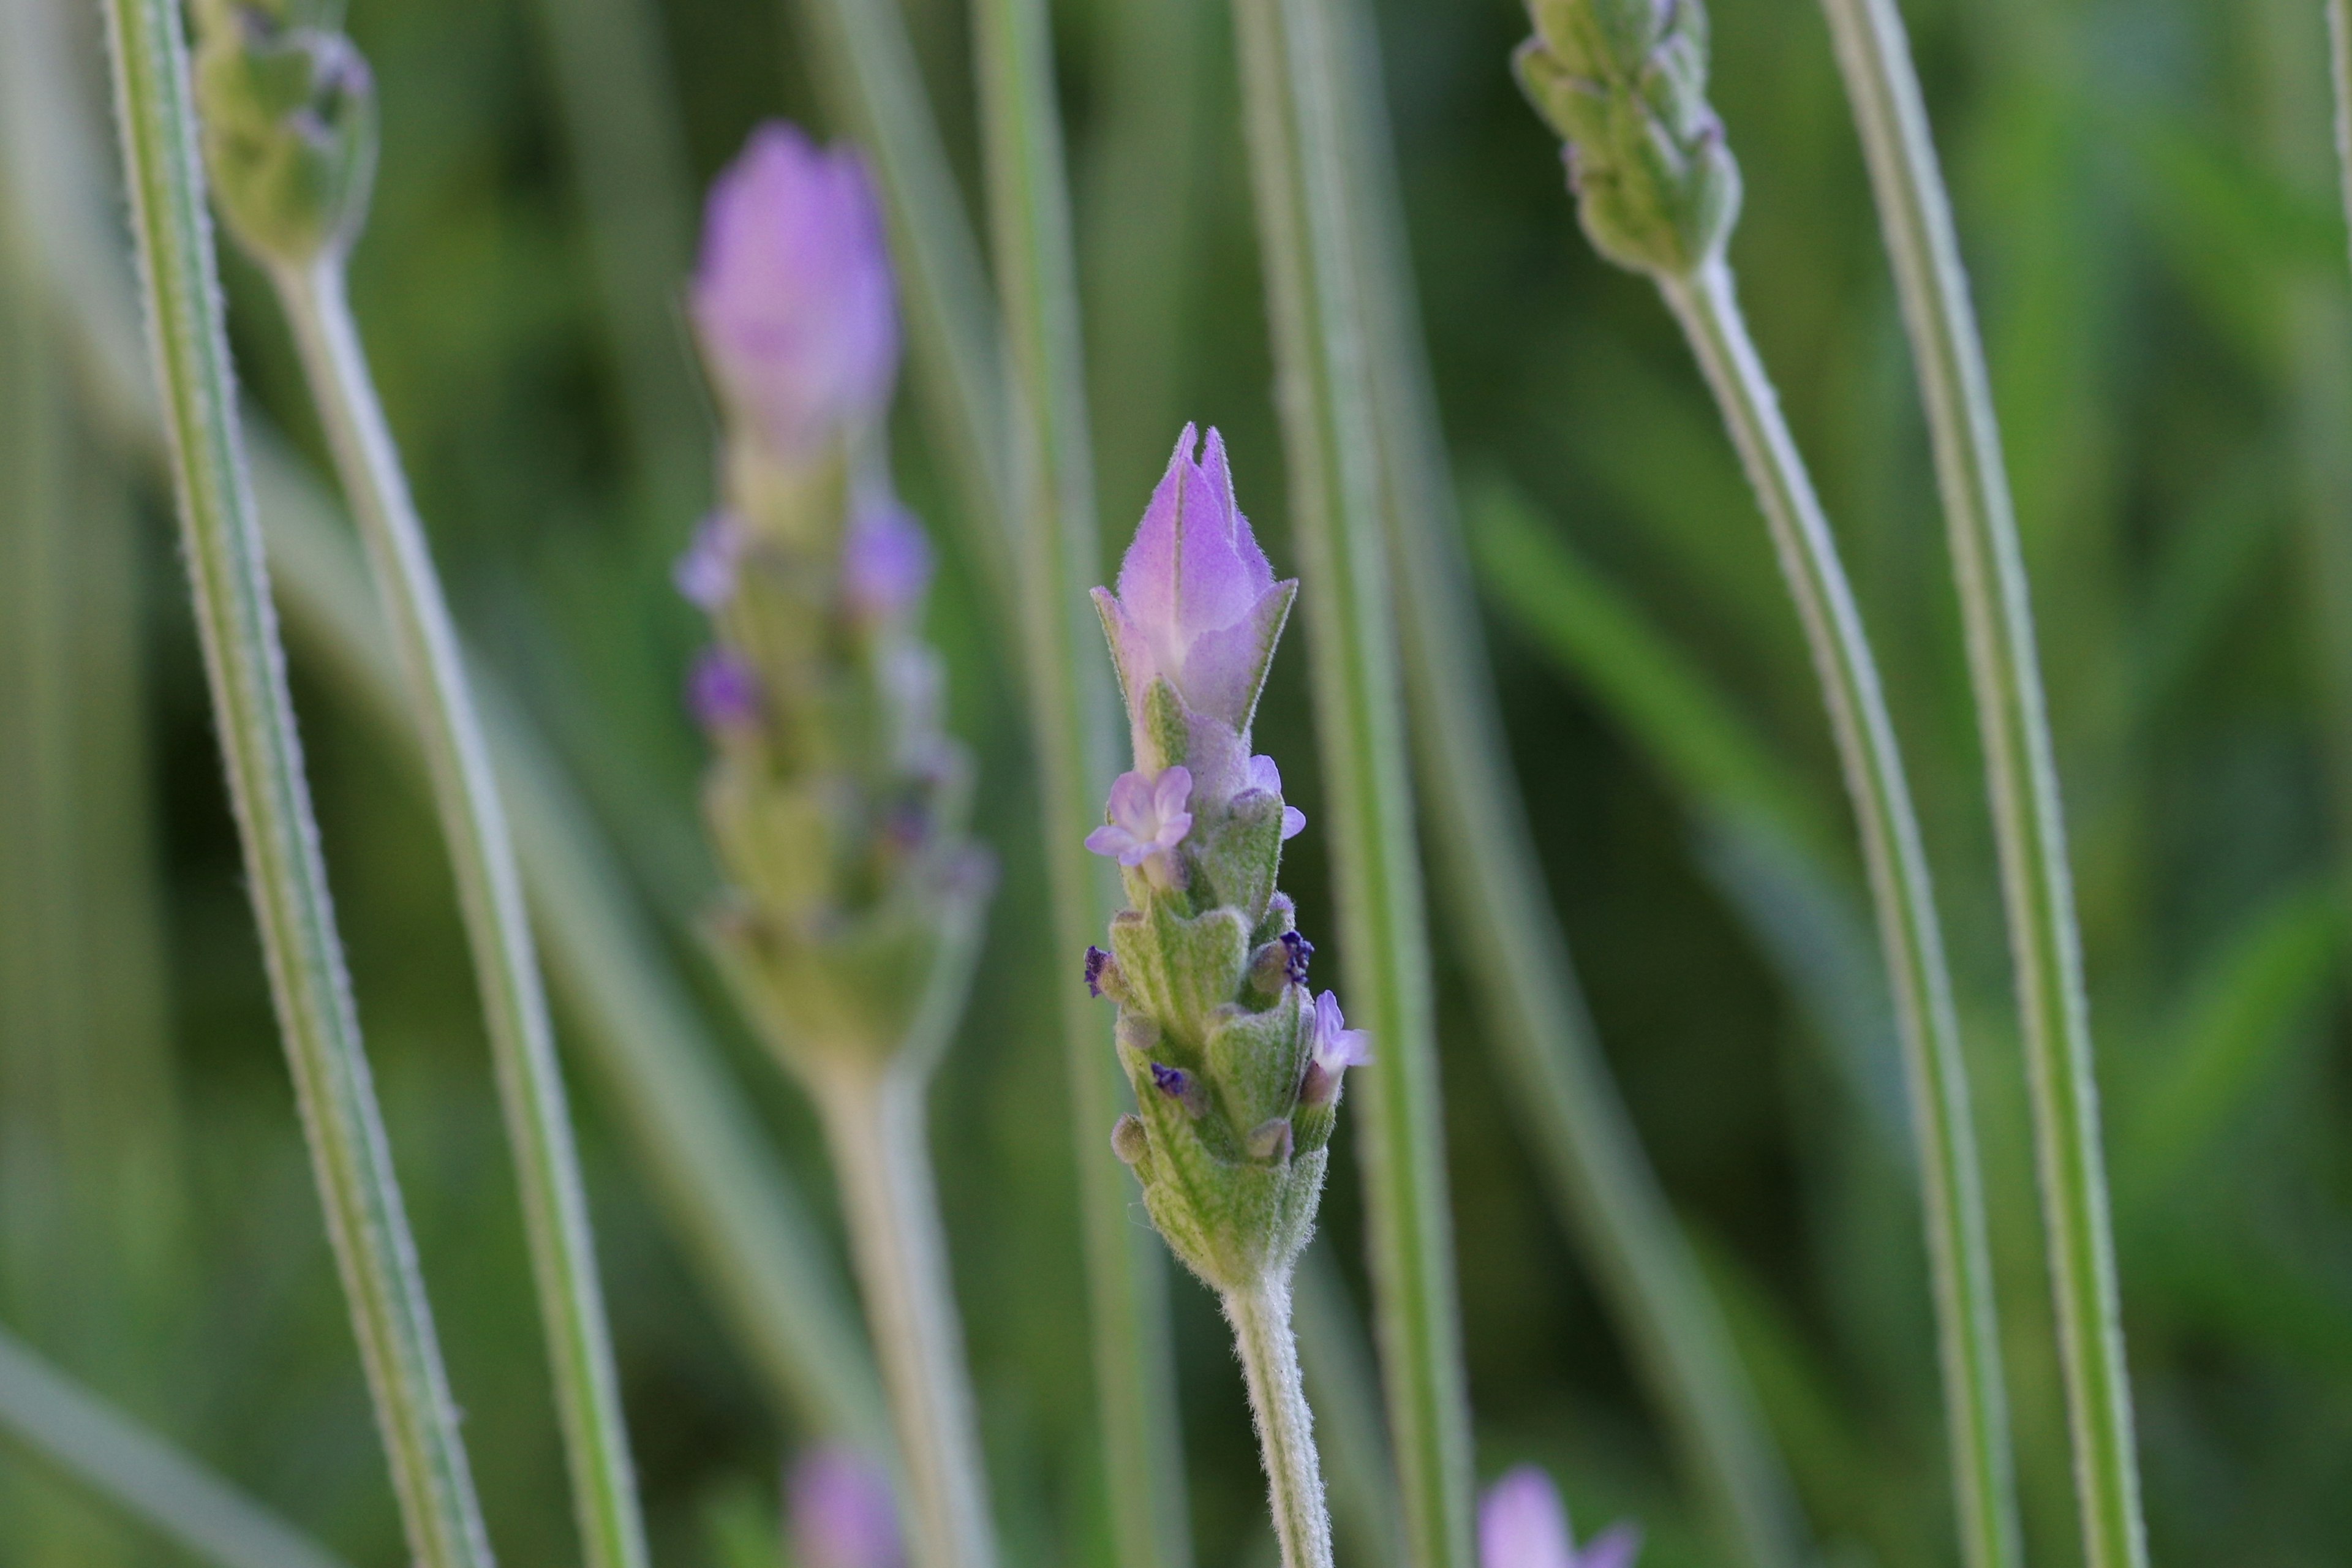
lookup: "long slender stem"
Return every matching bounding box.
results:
[1231,2,1472,1566]
[970,4,1193,1568]
[2332,0,2352,281]
[818,1067,999,1568]
[91,3,490,1562]
[0,1327,350,1568]
[1327,9,1804,1564]
[1813,4,2132,1562]
[271,261,649,1568]
[1224,1280,1335,1568]
[1659,260,2015,1568]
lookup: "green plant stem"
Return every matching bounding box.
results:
[92,2,490,1562]
[1815,4,2130,1561]
[271,260,649,1568]
[815,1065,998,1568]
[1292,1250,1404,1568]
[970,2,1193,1568]
[1658,258,2014,1568]
[0,1327,350,1568]
[2332,0,2352,281]
[1224,1280,1335,1568]
[1231,2,1472,1566]
[1329,10,1804,1563]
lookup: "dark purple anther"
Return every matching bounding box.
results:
[1084,946,1111,998]
[1280,931,1313,985]
[1149,1062,1189,1100]
[688,649,763,733]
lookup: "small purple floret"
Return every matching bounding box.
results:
[842,491,933,621]
[1084,946,1112,998]
[688,649,763,733]
[1085,766,1194,884]
[692,123,899,461]
[788,1448,905,1568]
[1246,754,1308,840]
[1298,989,1371,1109]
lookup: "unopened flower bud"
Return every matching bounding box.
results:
[692,124,899,464]
[193,1,377,267]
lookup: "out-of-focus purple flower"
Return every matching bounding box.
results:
[1245,754,1307,841]
[1477,1466,1641,1568]
[692,123,899,462]
[1091,424,1296,735]
[688,648,763,733]
[1297,989,1371,1109]
[842,491,932,622]
[675,511,747,610]
[786,1448,904,1568]
[1085,767,1194,886]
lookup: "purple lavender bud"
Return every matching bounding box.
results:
[842,490,933,622]
[1477,1465,1640,1568]
[787,1448,905,1568]
[1091,425,1297,734]
[1150,1061,1189,1099]
[692,123,899,462]
[688,648,763,733]
[1084,946,1112,998]
[674,511,746,610]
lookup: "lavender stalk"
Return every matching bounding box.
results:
[189,10,650,1564]
[1087,426,1351,1568]
[682,126,997,1568]
[92,0,489,1558]
[1514,4,2014,1562]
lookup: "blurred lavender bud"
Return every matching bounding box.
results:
[688,649,764,734]
[1513,0,1738,278]
[787,1449,905,1568]
[1479,1465,1640,1568]
[676,512,747,611]
[693,124,899,464]
[192,0,377,266]
[1091,426,1296,782]
[841,490,933,624]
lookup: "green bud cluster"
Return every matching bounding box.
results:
[698,443,990,1085]
[1514,0,1740,279]
[192,0,377,268]
[1098,683,1333,1294]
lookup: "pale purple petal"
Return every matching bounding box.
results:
[1198,428,1274,600]
[692,123,899,461]
[674,511,745,609]
[1172,578,1295,732]
[1107,769,1158,829]
[688,649,762,732]
[1479,1468,1575,1568]
[1575,1523,1642,1568]
[1152,766,1194,826]
[842,492,932,620]
[1086,824,1142,862]
[1313,990,1372,1070]
[1115,425,1194,644]
[1281,806,1307,841]
[788,1449,904,1568]
[1247,755,1283,794]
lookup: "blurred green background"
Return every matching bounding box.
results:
[4,0,2350,1563]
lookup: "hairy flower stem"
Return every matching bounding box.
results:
[92,1,489,1561]
[1232,1,1474,1564]
[1660,258,2011,1568]
[971,2,1193,1567]
[816,1065,998,1568]
[270,260,649,1568]
[1224,1281,1336,1568]
[1815,2,2124,1562]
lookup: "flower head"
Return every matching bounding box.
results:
[1479,1466,1640,1568]
[674,511,747,610]
[1297,989,1371,1109]
[1085,767,1194,885]
[693,123,899,461]
[842,490,933,622]
[787,1448,904,1568]
[688,649,763,733]
[1092,425,1297,737]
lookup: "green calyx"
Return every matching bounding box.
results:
[1515,0,1740,279]
[193,1,377,268]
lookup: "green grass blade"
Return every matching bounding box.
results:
[90,0,491,1558]
[2331,0,2352,281]
[1229,1,1472,1563]
[971,0,1194,1564]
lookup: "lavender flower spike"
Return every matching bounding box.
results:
[1092,425,1297,785]
[1479,1466,1641,1568]
[788,1449,906,1568]
[692,123,899,463]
